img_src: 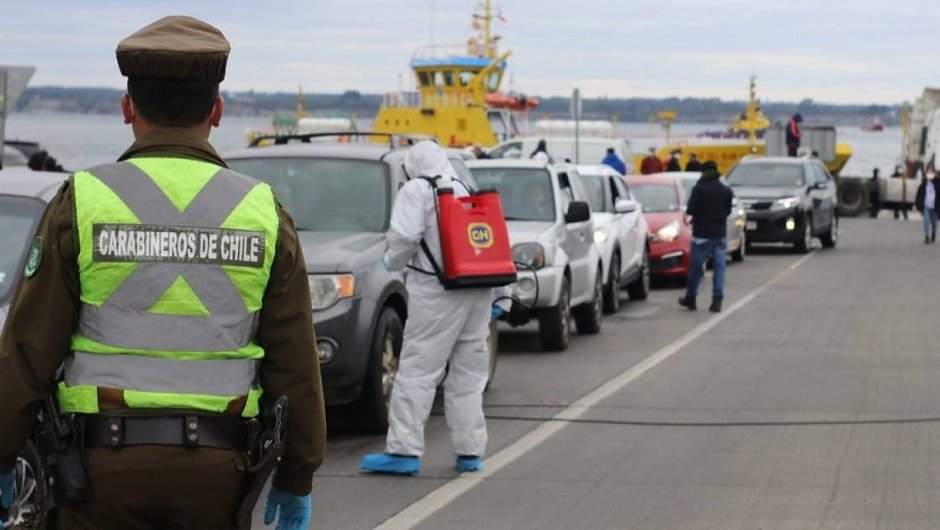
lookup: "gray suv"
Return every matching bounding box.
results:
[727,156,838,253]
[225,140,484,432]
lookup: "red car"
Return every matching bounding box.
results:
[625,175,691,278]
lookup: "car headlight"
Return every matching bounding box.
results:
[512,242,546,270]
[654,220,681,243]
[308,274,356,310]
[771,196,800,211]
[593,228,609,245]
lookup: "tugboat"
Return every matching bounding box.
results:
[371,0,537,147]
[636,77,853,176]
[861,117,884,132]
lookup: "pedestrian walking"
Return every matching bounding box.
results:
[0,16,325,530]
[360,142,510,476]
[600,147,626,175]
[685,153,702,172]
[786,113,802,157]
[678,161,734,313]
[916,166,939,243]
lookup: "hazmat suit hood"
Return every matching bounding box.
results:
[403,141,458,182]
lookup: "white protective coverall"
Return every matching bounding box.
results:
[384,141,510,457]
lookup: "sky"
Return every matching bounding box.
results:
[1,0,937,104]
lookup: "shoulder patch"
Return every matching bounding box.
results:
[24,236,43,278]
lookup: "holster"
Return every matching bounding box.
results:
[235,395,289,526]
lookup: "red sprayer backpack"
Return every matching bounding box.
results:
[415,176,517,289]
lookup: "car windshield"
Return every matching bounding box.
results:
[678,178,696,200]
[470,167,556,222]
[631,183,680,213]
[0,196,44,304]
[579,175,607,212]
[227,158,390,232]
[727,164,805,187]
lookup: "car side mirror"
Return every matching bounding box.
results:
[565,201,591,223]
[811,181,828,190]
[614,198,637,214]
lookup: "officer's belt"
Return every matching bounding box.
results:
[82,415,254,451]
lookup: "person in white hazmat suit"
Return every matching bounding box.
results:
[360,141,511,475]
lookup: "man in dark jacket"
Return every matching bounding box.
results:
[684,153,702,172]
[679,161,734,312]
[665,150,682,171]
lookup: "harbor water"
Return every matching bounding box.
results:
[5,113,900,177]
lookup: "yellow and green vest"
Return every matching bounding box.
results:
[59,157,278,418]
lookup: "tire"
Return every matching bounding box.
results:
[626,248,650,300]
[794,215,812,254]
[731,233,746,262]
[485,321,498,390]
[574,267,603,335]
[8,441,50,530]
[602,252,621,314]
[354,307,404,434]
[538,276,571,351]
[836,179,867,217]
[820,214,838,248]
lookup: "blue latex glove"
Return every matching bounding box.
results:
[264,487,312,530]
[491,305,505,321]
[0,469,15,510]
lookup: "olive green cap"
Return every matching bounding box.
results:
[116,16,230,81]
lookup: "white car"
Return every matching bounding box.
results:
[468,159,604,351]
[565,164,650,313]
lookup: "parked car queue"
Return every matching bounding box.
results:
[0,145,838,440]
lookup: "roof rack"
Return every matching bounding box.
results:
[248,131,438,148]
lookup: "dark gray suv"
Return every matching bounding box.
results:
[225,140,482,432]
[727,156,838,253]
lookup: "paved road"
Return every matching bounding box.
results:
[272,217,940,529]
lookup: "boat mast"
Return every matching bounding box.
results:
[747,76,758,147]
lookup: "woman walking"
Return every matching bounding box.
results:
[915,166,939,243]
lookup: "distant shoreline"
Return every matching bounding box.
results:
[14,87,902,127]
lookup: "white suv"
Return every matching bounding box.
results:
[468,159,604,351]
[566,164,650,313]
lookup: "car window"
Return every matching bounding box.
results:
[613,178,631,201]
[489,142,524,160]
[726,164,805,187]
[812,163,831,184]
[470,167,556,222]
[448,156,479,190]
[227,157,390,232]
[679,178,696,200]
[579,175,608,213]
[0,196,44,304]
[557,172,575,212]
[630,183,680,213]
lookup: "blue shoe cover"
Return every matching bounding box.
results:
[455,455,483,472]
[360,453,420,475]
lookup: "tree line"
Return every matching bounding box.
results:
[15,87,900,126]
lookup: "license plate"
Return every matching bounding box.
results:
[746,220,757,230]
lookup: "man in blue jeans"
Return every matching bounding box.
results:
[679,161,734,312]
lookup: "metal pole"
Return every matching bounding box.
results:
[573,88,580,164]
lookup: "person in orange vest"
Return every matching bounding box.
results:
[786,113,802,157]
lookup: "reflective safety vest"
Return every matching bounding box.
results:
[60,157,279,418]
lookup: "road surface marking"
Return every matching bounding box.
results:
[375,252,816,529]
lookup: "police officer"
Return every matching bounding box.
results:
[0,16,325,530]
